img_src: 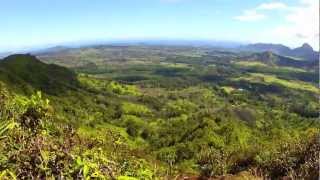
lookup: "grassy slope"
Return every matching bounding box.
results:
[233,73,319,94]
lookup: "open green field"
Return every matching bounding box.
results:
[233,73,319,94]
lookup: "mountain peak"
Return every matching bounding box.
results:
[300,43,313,51]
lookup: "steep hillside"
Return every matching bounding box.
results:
[0,54,79,94]
[242,51,318,69]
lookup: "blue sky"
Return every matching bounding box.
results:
[0,0,318,52]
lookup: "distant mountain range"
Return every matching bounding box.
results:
[36,42,319,62]
[1,41,318,62]
[240,43,319,61]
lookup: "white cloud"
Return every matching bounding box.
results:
[271,0,319,49]
[234,0,319,49]
[234,10,266,22]
[234,1,286,22]
[257,2,288,10]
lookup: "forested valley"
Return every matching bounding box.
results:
[0,45,319,179]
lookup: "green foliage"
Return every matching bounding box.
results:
[108,81,141,96]
[0,52,319,179]
[121,115,146,137]
[156,147,177,176]
[79,74,141,96]
[164,99,197,117]
[122,102,152,116]
[118,176,139,180]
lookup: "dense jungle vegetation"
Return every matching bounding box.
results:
[0,45,319,179]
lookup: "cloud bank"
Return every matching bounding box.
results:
[235,0,319,49]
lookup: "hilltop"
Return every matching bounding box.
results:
[0,54,79,94]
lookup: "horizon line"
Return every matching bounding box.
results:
[0,38,316,54]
